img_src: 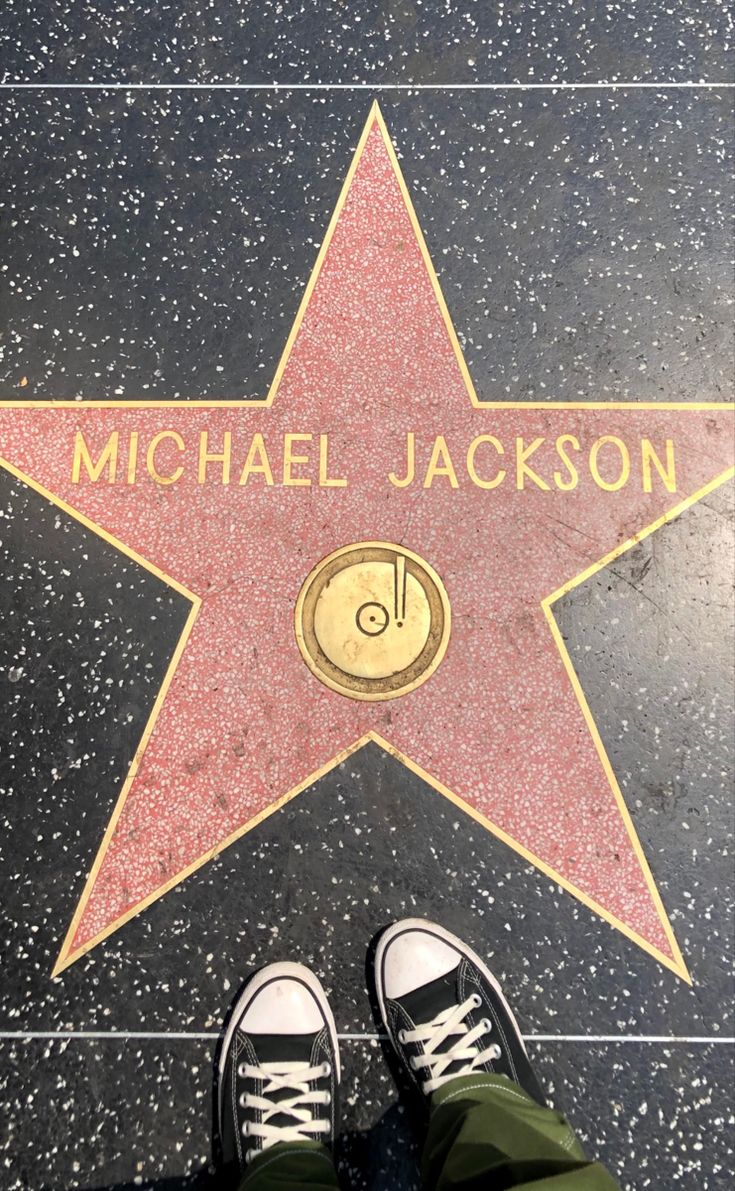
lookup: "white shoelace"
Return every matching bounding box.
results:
[398,992,502,1094]
[238,1059,332,1161]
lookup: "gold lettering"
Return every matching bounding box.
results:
[423,436,459,488]
[516,437,550,490]
[198,430,231,484]
[238,433,274,486]
[71,431,119,483]
[283,433,312,487]
[553,435,580,491]
[318,434,347,487]
[642,438,676,493]
[589,436,630,491]
[466,435,506,489]
[147,431,185,485]
[389,432,415,488]
[127,431,139,485]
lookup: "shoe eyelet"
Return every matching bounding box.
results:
[245,1150,253,1165]
[492,1045,502,1060]
[241,1122,250,1137]
[480,1018,492,1033]
[471,993,483,1008]
[324,1092,332,1105]
[409,1056,418,1071]
[321,1062,331,1078]
[237,1063,247,1078]
[398,1029,407,1044]
[238,1093,247,1108]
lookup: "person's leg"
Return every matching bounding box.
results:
[375,919,619,1190]
[422,1074,619,1189]
[218,962,341,1190]
[236,1141,339,1191]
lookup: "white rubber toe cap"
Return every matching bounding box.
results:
[238,962,328,1034]
[242,983,320,1033]
[378,919,462,1000]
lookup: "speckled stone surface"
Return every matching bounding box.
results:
[0,1,731,84]
[1,4,734,1189]
[1,90,733,403]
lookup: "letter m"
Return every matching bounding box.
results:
[71,431,119,483]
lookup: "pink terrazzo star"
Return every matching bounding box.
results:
[0,106,732,979]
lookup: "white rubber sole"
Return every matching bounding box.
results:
[374,917,530,1058]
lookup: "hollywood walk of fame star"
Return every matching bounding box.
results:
[0,104,732,980]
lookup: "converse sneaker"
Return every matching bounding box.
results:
[374,918,544,1105]
[217,962,340,1177]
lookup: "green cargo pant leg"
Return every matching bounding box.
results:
[423,1073,620,1190]
[237,1140,340,1190]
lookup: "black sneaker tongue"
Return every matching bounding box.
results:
[398,968,460,1026]
[241,1031,321,1134]
[245,1031,318,1065]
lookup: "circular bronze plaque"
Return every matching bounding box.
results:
[295,541,451,701]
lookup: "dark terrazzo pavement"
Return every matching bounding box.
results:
[0,1,731,85]
[1,90,732,403]
[1,3,733,1188]
[1,1039,733,1190]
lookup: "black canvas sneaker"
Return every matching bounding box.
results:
[374,918,545,1105]
[217,962,340,1177]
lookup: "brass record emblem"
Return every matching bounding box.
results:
[295,541,451,701]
